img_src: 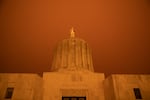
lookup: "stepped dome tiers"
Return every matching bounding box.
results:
[51,28,94,72]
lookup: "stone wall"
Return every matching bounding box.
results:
[104,74,150,100]
[43,71,105,100]
[0,73,42,100]
[104,76,116,100]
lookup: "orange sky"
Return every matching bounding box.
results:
[0,0,150,77]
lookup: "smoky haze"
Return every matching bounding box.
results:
[0,0,150,77]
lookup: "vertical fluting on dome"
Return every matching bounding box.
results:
[51,29,94,72]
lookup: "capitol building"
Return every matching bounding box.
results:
[0,29,150,100]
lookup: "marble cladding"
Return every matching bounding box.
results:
[51,38,94,72]
[43,71,105,100]
[104,74,150,100]
[0,73,43,100]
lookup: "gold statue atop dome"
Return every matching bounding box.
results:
[70,27,75,38]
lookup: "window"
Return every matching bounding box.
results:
[5,87,14,99]
[133,88,142,99]
[62,97,70,100]
[62,97,86,100]
[71,97,77,100]
[78,97,86,100]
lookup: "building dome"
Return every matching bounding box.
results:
[51,28,94,72]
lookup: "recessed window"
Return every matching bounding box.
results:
[62,97,86,100]
[133,88,142,99]
[5,87,14,99]
[78,98,86,100]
